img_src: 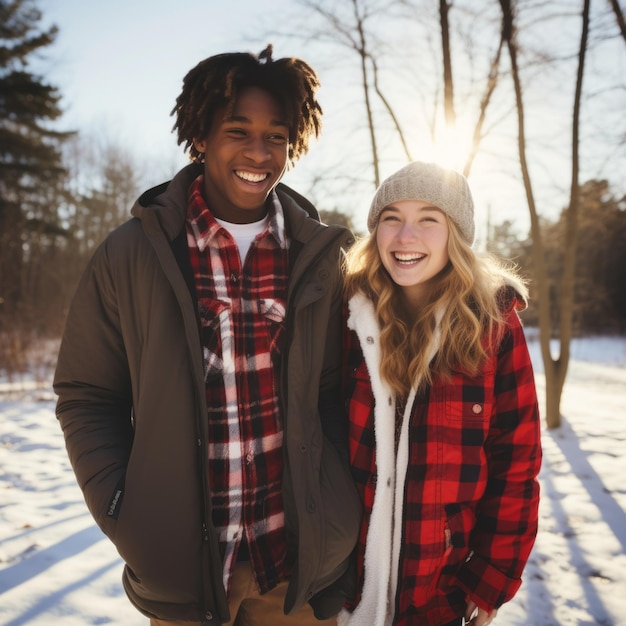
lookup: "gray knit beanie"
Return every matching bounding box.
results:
[367,161,475,244]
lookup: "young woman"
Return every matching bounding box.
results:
[341,162,542,626]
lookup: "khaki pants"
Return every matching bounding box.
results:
[149,562,337,626]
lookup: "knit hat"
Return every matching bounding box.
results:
[367,161,475,244]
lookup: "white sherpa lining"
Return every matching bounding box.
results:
[341,293,442,626]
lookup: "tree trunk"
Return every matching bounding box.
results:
[555,0,590,413]
[463,37,504,177]
[370,55,412,162]
[607,0,626,45]
[544,364,563,429]
[352,0,380,187]
[439,0,455,127]
[499,0,590,429]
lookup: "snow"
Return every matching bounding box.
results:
[1,333,625,625]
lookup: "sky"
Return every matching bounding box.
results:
[1,334,626,625]
[39,0,345,187]
[34,1,626,238]
[40,0,293,167]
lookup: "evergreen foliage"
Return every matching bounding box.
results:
[490,181,626,335]
[0,0,72,337]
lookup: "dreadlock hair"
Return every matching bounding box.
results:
[343,216,528,399]
[171,44,322,166]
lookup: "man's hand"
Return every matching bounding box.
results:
[465,600,497,626]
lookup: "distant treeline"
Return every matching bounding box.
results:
[489,179,626,336]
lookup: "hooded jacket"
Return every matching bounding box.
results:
[53,163,361,624]
[341,288,541,626]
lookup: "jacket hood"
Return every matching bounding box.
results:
[130,162,321,242]
[498,276,529,312]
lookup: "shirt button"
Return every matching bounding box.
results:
[472,403,482,414]
[366,336,374,344]
[245,452,254,464]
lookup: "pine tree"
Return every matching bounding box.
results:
[0,0,71,334]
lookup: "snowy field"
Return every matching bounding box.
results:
[1,333,625,625]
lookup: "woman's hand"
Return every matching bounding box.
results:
[465,600,497,626]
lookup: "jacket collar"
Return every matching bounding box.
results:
[130,162,322,246]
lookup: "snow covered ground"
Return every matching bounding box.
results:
[1,333,625,625]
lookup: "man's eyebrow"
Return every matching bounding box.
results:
[224,113,289,128]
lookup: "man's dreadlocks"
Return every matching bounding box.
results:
[171,44,322,165]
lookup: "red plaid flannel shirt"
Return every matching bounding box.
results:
[344,299,541,625]
[186,176,290,595]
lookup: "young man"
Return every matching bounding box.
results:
[53,45,360,626]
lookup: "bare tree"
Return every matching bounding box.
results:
[61,133,146,257]
[461,36,505,177]
[272,0,510,212]
[499,0,591,429]
[435,1,505,177]
[352,0,382,186]
[294,0,414,187]
[271,0,622,268]
[298,0,378,186]
[370,54,413,163]
[607,0,626,45]
[440,0,456,127]
[45,132,149,345]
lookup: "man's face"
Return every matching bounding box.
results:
[193,86,290,224]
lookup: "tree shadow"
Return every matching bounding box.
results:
[1,558,121,626]
[551,416,626,553]
[0,525,105,593]
[0,511,91,548]
[523,415,623,626]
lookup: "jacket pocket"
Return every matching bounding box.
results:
[198,297,228,378]
[444,369,495,423]
[258,297,286,358]
[433,503,476,593]
[316,437,362,588]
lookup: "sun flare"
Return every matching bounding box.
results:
[430,120,474,173]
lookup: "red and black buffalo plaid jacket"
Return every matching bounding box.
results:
[341,288,541,626]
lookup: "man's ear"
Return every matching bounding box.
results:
[193,138,207,153]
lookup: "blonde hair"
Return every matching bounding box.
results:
[343,217,527,399]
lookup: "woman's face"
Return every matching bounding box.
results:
[375,199,450,305]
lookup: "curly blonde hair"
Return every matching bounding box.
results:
[343,216,527,398]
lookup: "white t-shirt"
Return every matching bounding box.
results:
[215,215,269,265]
